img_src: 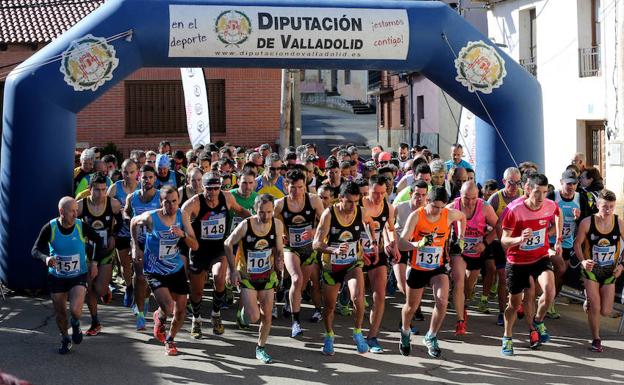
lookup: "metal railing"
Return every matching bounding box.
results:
[519,56,537,76]
[579,46,600,77]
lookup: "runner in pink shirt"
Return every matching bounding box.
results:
[500,174,562,356]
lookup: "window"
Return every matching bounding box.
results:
[125,79,225,135]
[379,100,385,128]
[578,0,601,77]
[399,95,406,126]
[344,70,351,85]
[519,8,537,76]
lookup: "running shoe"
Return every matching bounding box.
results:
[591,338,603,352]
[85,322,102,336]
[455,320,467,336]
[367,337,383,353]
[423,333,441,358]
[546,303,560,319]
[478,297,490,314]
[101,287,113,304]
[136,313,146,331]
[256,346,273,363]
[532,319,550,343]
[516,304,525,320]
[490,281,498,297]
[336,302,353,316]
[496,313,505,326]
[501,337,514,356]
[212,314,225,335]
[272,303,278,319]
[225,284,235,306]
[71,322,83,345]
[529,329,541,349]
[153,311,166,343]
[58,336,72,355]
[236,308,250,330]
[190,317,202,339]
[165,340,178,356]
[123,286,134,308]
[399,330,411,356]
[414,307,425,321]
[322,335,335,356]
[353,331,369,354]
[291,321,303,338]
[310,309,322,323]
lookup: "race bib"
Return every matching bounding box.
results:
[562,221,575,239]
[415,246,442,269]
[55,254,81,275]
[520,228,546,251]
[201,216,226,240]
[330,242,357,266]
[463,236,482,255]
[360,231,379,254]
[592,245,617,266]
[96,229,108,249]
[231,216,243,232]
[247,250,271,274]
[289,226,312,248]
[159,239,179,260]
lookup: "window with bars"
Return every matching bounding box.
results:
[125,79,225,135]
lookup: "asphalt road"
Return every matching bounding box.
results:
[301,105,377,157]
[1,284,623,385]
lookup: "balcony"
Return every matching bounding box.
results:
[519,56,537,76]
[579,46,600,78]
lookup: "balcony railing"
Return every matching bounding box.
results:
[579,46,600,78]
[519,56,537,76]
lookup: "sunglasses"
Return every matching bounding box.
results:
[204,186,220,191]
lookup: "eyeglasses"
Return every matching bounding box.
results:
[146,160,155,164]
[506,180,522,186]
[204,186,220,191]
[269,167,278,171]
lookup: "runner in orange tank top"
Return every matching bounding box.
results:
[397,186,466,358]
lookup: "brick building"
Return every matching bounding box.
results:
[0,0,282,156]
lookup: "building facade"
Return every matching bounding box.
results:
[0,0,282,157]
[487,0,623,199]
[373,0,489,155]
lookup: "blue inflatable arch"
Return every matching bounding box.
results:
[1,0,543,289]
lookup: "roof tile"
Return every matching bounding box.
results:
[0,0,104,44]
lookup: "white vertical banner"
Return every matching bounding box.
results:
[180,68,210,147]
[457,107,477,169]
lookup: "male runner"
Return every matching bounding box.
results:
[573,189,624,352]
[182,172,250,338]
[486,167,523,325]
[546,169,591,318]
[313,181,377,355]
[500,174,561,355]
[124,165,161,330]
[32,197,106,354]
[108,159,139,307]
[448,181,497,335]
[225,194,286,363]
[77,173,123,335]
[274,170,325,337]
[131,186,198,355]
[361,175,401,352]
[397,186,465,358]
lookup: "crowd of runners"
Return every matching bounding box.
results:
[32,140,623,361]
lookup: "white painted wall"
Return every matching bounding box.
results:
[487,0,622,196]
